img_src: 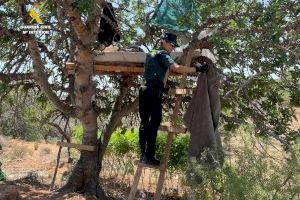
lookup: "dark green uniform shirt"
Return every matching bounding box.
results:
[144,50,175,82]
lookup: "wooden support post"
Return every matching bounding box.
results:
[50,145,62,191]
[128,163,143,200]
[159,122,186,133]
[155,132,174,199]
[65,62,195,75]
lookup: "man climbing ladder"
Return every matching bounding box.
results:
[139,32,208,166]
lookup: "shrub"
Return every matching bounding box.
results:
[156,132,190,172]
[72,125,84,144]
[185,136,300,200]
[108,128,139,156]
[107,128,190,171]
[0,91,55,141]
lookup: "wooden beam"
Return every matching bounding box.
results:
[133,160,161,169]
[65,63,195,75]
[169,88,193,95]
[94,52,146,64]
[66,62,75,69]
[159,122,186,133]
[93,51,202,64]
[94,64,144,74]
[66,51,204,67]
[57,141,95,152]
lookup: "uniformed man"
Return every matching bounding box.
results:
[139,32,208,166]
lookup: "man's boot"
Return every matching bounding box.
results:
[139,125,147,161]
[140,147,145,161]
[143,145,160,166]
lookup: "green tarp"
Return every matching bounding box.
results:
[150,0,199,32]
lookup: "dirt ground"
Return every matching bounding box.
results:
[0,139,182,200]
[0,107,299,200]
[0,139,85,199]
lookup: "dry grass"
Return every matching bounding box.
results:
[9,145,33,160]
[40,147,51,156]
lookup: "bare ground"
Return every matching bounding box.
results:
[0,107,299,199]
[0,139,183,200]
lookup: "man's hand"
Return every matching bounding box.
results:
[195,63,208,73]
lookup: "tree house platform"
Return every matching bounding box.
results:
[65,51,201,75]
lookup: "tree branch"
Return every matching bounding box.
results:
[16,0,75,117]
[26,36,75,116]
[63,0,90,44]
[0,73,33,82]
[98,80,138,165]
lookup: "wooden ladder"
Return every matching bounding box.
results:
[128,53,192,200]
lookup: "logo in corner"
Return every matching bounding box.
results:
[28,2,43,24]
[20,1,52,35]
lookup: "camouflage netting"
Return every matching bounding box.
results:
[150,0,199,32]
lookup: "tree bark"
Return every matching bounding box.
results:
[16,0,128,198]
[51,1,107,197]
[60,43,106,197]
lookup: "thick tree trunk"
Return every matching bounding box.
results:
[61,46,106,198]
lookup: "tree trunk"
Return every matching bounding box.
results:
[61,46,106,199]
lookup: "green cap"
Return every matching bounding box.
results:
[162,32,179,47]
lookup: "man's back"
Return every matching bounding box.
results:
[144,50,175,82]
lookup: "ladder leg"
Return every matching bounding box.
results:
[154,132,174,200]
[154,169,166,200]
[128,164,143,200]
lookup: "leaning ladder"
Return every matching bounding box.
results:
[128,53,193,200]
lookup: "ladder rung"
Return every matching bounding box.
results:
[134,160,161,169]
[159,123,186,133]
[57,141,95,151]
[169,88,193,95]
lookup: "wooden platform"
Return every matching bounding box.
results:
[66,51,199,75]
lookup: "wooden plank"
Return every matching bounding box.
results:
[159,125,186,133]
[160,122,186,133]
[169,88,193,95]
[94,64,144,74]
[94,52,146,63]
[66,62,75,69]
[128,164,143,200]
[65,63,195,75]
[66,51,203,67]
[93,51,200,64]
[133,160,161,169]
[56,141,95,152]
[94,65,195,74]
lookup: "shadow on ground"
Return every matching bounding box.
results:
[3,175,182,199]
